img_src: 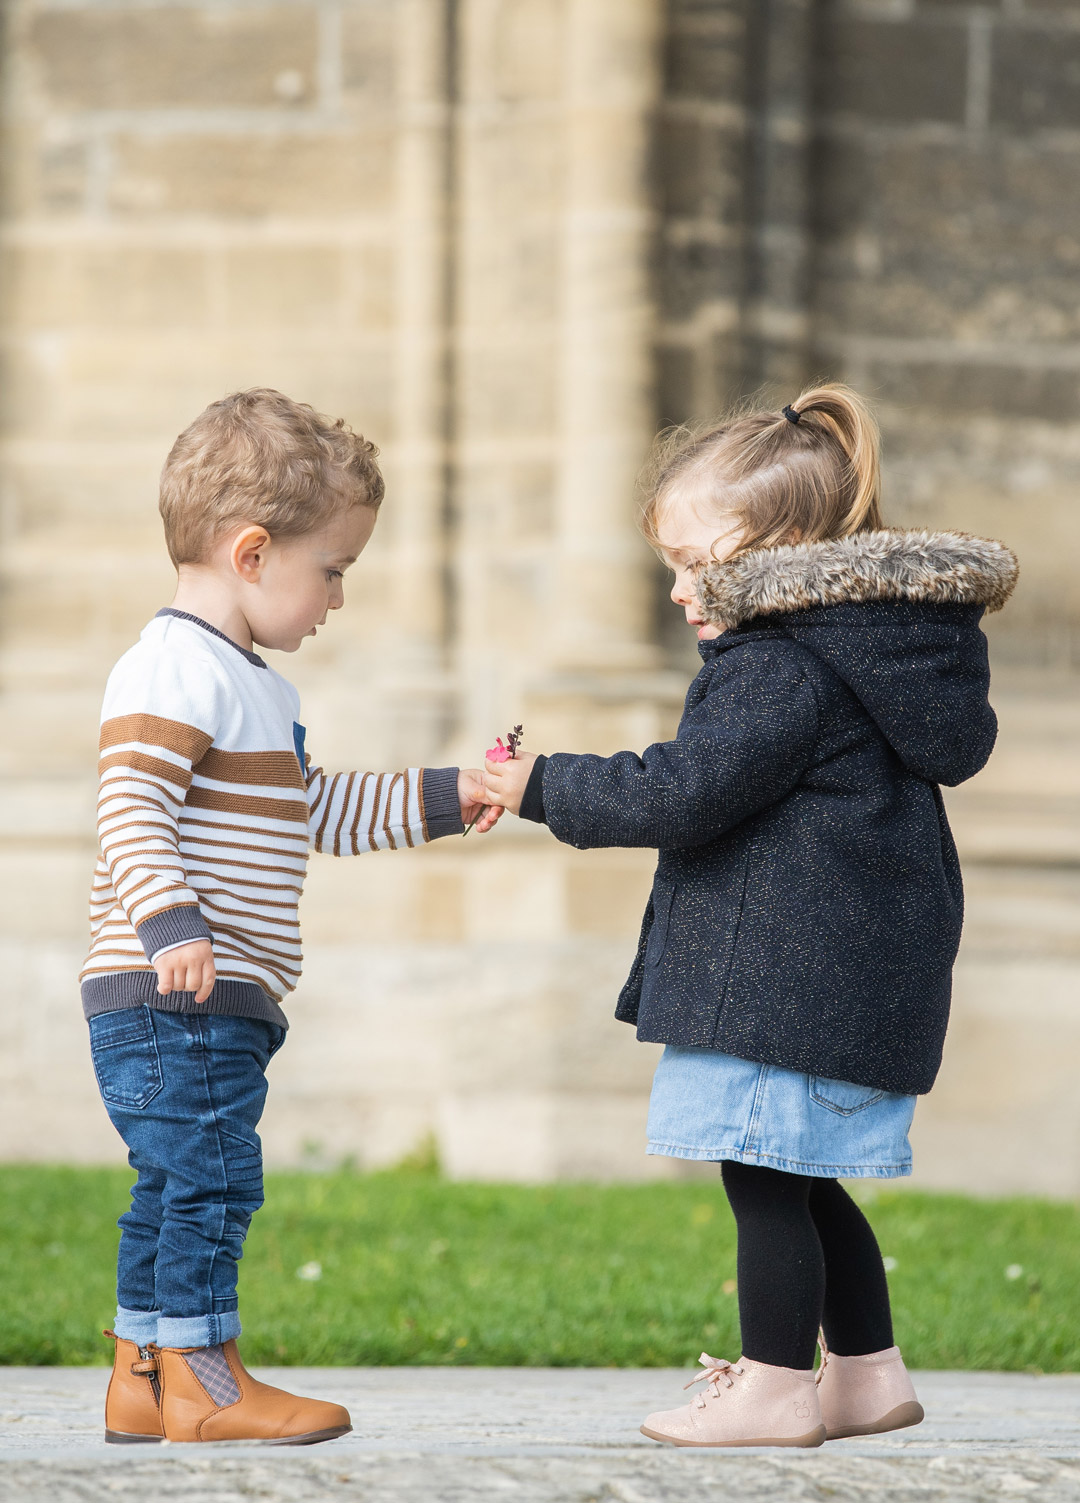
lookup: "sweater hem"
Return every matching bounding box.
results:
[82,971,288,1028]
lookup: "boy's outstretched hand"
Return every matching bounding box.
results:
[458,769,503,834]
[482,750,537,817]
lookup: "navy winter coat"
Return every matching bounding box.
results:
[524,531,1018,1096]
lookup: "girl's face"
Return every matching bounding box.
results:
[654,484,742,642]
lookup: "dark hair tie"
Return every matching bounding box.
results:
[782,404,801,425]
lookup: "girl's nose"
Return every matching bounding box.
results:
[670,574,692,607]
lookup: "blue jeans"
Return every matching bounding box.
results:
[88,1007,286,1349]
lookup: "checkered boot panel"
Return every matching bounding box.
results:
[184,1345,241,1408]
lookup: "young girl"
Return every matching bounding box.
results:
[482,384,1017,1449]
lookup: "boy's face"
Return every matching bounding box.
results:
[248,506,377,653]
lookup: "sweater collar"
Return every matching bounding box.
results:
[695,529,1018,632]
[156,608,267,668]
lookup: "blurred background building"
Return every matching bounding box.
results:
[1,0,1078,1193]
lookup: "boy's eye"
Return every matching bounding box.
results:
[327,570,343,581]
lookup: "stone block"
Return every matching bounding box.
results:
[664,20,746,102]
[655,342,698,428]
[489,0,566,102]
[0,848,89,938]
[0,938,123,1164]
[657,233,744,322]
[565,856,653,940]
[451,458,557,540]
[991,27,1080,132]
[107,132,396,218]
[221,246,346,328]
[656,117,745,225]
[0,448,163,545]
[817,17,968,123]
[46,334,396,443]
[342,245,397,329]
[28,7,318,111]
[814,136,1080,341]
[457,345,556,438]
[340,1,399,105]
[0,124,88,217]
[0,245,209,331]
[867,358,1080,423]
[462,122,562,216]
[461,225,559,322]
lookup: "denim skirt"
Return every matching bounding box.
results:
[646,1045,916,1179]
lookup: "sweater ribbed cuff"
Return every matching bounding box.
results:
[421,766,464,840]
[136,905,212,963]
[519,755,548,824]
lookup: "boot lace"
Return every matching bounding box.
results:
[684,1353,745,1409]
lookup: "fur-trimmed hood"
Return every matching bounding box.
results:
[696,529,1019,786]
[696,530,1018,630]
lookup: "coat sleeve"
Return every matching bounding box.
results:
[541,643,821,851]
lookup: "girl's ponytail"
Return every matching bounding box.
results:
[784,384,882,535]
[642,380,884,560]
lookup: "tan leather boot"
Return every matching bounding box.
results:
[641,1353,826,1447]
[816,1336,924,1439]
[158,1340,351,1445]
[103,1330,164,1444]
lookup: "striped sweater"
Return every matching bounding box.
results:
[80,609,462,1025]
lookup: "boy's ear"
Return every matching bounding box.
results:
[230,526,272,582]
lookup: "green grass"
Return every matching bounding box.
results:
[1,1165,1077,1370]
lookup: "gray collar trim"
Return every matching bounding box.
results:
[156,608,267,668]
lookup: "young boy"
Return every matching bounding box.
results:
[84,389,498,1445]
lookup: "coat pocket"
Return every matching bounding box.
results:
[644,882,676,969]
[809,1075,886,1117]
[89,1007,164,1111]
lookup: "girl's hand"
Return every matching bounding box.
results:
[482,750,537,816]
[458,769,503,834]
[155,939,216,1004]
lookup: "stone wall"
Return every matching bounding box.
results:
[0,0,1077,1192]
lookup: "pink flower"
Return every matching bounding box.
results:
[486,738,512,763]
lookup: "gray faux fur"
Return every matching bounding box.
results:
[696,529,1019,629]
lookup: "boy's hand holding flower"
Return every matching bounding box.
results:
[457,770,503,834]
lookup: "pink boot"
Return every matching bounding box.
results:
[816,1337,924,1440]
[641,1354,826,1448]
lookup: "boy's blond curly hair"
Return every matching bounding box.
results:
[159,388,384,567]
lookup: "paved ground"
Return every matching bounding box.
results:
[0,1366,1078,1501]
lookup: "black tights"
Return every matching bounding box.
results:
[720,1160,893,1370]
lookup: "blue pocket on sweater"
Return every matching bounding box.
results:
[89,1007,164,1111]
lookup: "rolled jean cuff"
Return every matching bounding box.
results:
[114,1306,161,1345]
[157,1310,242,1350]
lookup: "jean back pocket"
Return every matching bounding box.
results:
[809,1074,886,1117]
[89,1007,164,1111]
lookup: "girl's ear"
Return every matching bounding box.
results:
[230,526,272,582]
